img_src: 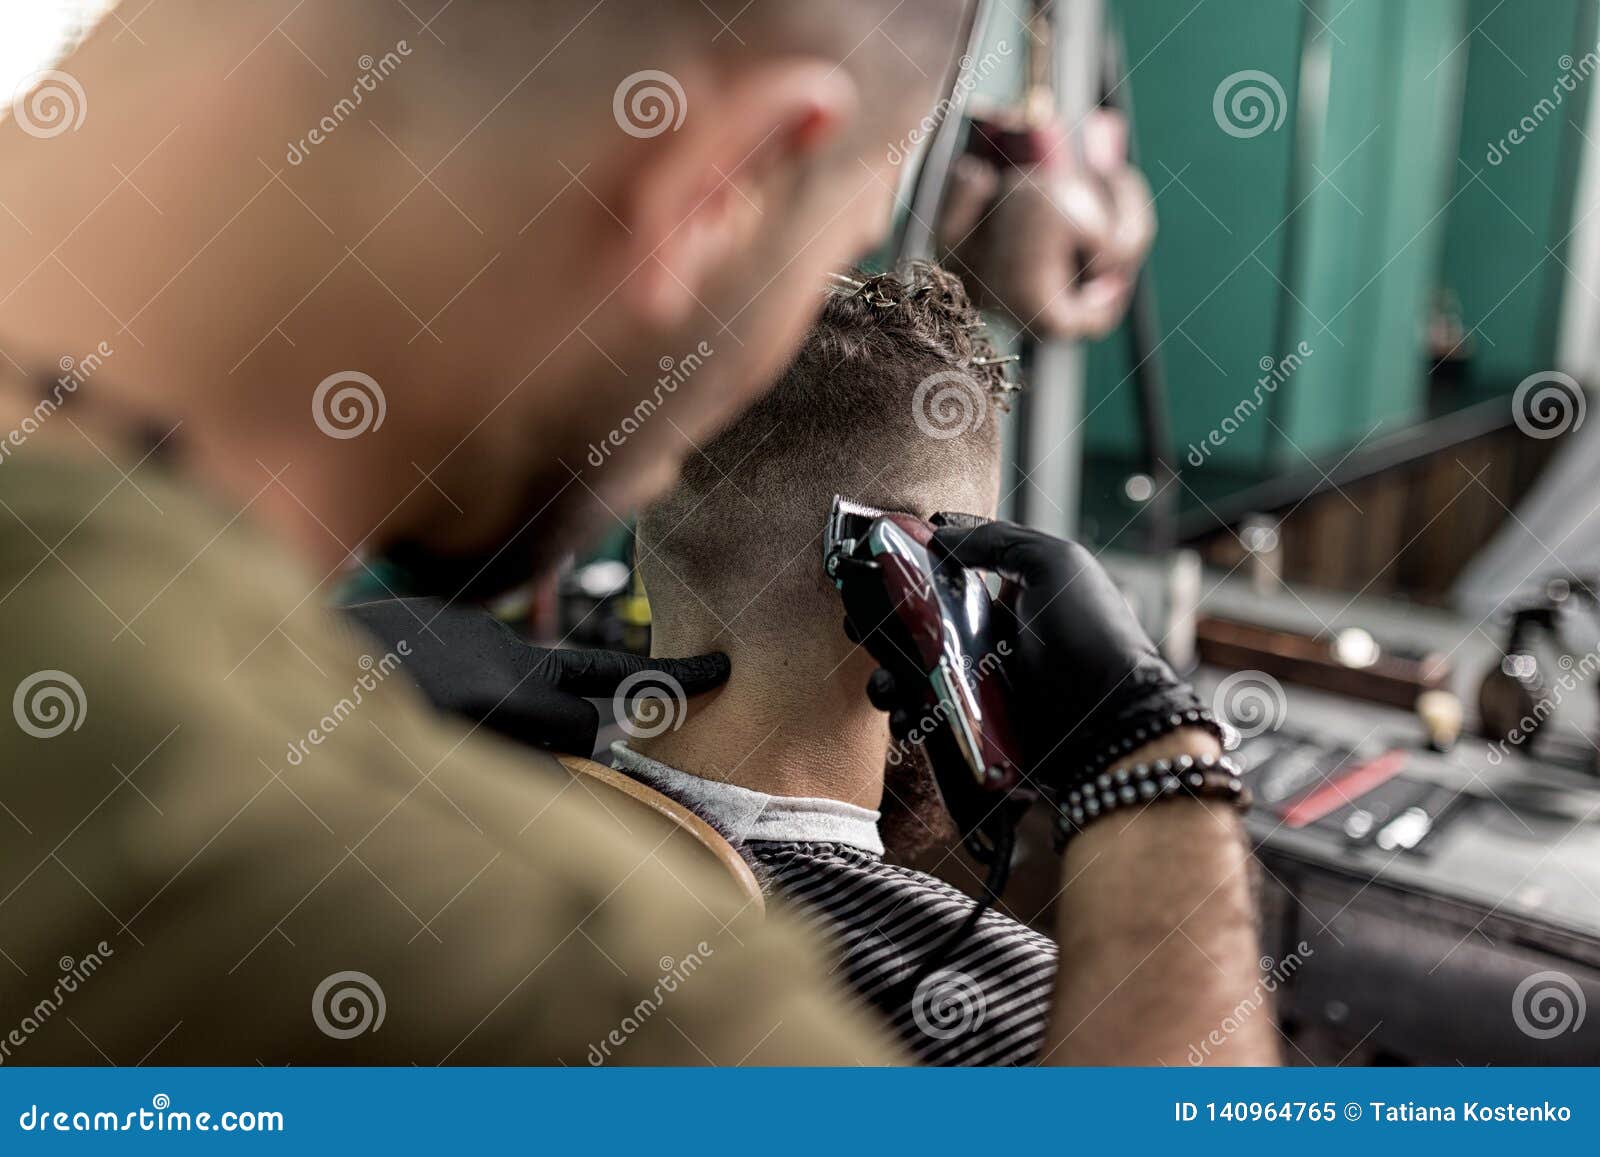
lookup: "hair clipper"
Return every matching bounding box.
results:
[823,495,1031,860]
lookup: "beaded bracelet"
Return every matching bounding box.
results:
[1051,754,1251,850]
[1073,705,1234,783]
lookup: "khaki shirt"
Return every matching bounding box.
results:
[0,449,901,1065]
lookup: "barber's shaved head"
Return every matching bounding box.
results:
[466,0,963,104]
[639,262,1009,661]
[389,0,977,592]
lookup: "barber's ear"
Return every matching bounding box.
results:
[621,62,858,328]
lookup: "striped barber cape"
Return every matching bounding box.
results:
[611,743,1057,1065]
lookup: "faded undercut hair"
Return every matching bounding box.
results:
[637,261,1015,651]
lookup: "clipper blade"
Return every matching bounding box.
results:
[833,495,884,520]
[825,495,891,587]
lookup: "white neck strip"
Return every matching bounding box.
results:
[610,741,884,856]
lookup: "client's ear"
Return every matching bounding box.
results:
[619,61,858,329]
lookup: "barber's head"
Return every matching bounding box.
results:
[1,1,972,599]
[636,261,1008,690]
[367,0,974,594]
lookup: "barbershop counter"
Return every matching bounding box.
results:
[1134,559,1600,1065]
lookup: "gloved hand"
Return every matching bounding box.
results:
[347,597,728,756]
[866,518,1210,787]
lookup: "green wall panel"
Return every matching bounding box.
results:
[1439,0,1594,389]
[1087,0,1305,468]
[1279,0,1464,459]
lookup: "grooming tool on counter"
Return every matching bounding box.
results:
[1479,602,1555,755]
[1415,689,1463,753]
[823,495,1029,862]
[1244,738,1369,810]
[1306,776,1465,853]
[1240,731,1466,853]
[1279,749,1409,829]
[1476,576,1600,772]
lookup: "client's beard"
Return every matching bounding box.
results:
[877,745,960,865]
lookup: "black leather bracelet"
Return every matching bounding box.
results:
[1051,754,1250,851]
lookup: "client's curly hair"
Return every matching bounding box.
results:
[814,262,1016,407]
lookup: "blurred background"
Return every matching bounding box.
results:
[957,0,1600,614]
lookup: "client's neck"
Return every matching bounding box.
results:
[632,647,889,810]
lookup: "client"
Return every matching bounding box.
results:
[619,263,1054,1065]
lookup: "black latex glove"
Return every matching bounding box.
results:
[922,517,1204,782]
[346,597,729,756]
